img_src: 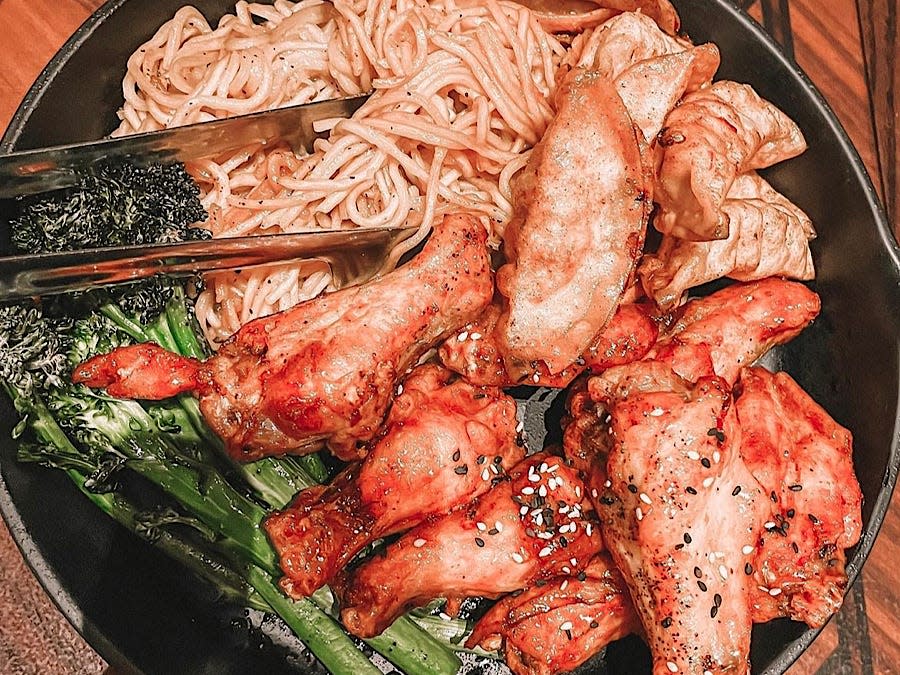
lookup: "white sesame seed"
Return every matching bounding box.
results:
[548,478,558,490]
[533,373,540,383]
[769,587,782,596]
[476,522,486,531]
[562,566,571,574]
[556,476,565,486]
[667,662,679,673]
[548,464,559,473]
[516,420,524,433]
[650,407,664,416]
[414,538,426,548]
[604,479,612,488]
[470,332,482,340]
[705,671,713,675]
[520,506,529,516]
[539,485,548,497]
[758,585,770,593]
[561,579,569,591]
[636,507,644,521]
[687,450,701,461]
[529,474,541,483]
[559,505,570,513]
[709,552,717,564]
[490,464,500,474]
[495,521,503,532]
[482,468,490,481]
[457,331,469,341]
[702,477,714,488]
[575,485,582,498]
[571,558,578,566]
[531,508,543,517]
[592,489,599,499]
[512,552,525,564]
[538,531,554,539]
[396,384,404,395]
[558,524,570,534]
[559,621,573,631]
[522,487,535,495]
[586,523,593,536]
[764,521,776,530]
[640,493,652,505]
[713,450,721,463]
[539,546,553,557]
[570,521,578,533]
[535,512,544,526]
[718,565,729,580]
[540,462,549,473]
[742,545,754,555]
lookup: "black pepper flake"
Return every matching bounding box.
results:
[713,593,722,607]
[808,514,820,525]
[789,484,803,492]
[627,484,638,494]
[732,485,741,496]
[454,465,468,475]
[701,457,711,469]
[684,533,692,544]
[476,455,486,464]
[661,617,673,628]
[697,580,708,592]
[686,486,698,495]
[474,537,485,548]
[452,449,461,462]
[693,566,703,578]
[744,562,754,575]
[710,605,719,619]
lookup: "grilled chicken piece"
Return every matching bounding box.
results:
[497,68,651,374]
[655,82,806,241]
[337,451,602,638]
[641,173,816,307]
[736,367,862,627]
[73,213,493,461]
[566,12,719,142]
[597,372,769,675]
[439,301,658,388]
[520,0,680,34]
[467,552,639,675]
[263,364,522,597]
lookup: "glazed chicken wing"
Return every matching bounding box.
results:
[337,452,602,638]
[73,213,493,460]
[497,68,651,374]
[467,552,639,675]
[655,81,806,240]
[566,12,719,142]
[597,372,769,675]
[641,173,816,307]
[263,364,523,597]
[438,301,658,388]
[736,367,862,627]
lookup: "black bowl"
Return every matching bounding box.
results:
[2,1,899,673]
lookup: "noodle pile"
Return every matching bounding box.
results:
[116,0,567,344]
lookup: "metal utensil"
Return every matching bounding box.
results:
[0,226,418,301]
[0,94,369,198]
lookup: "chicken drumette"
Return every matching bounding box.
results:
[73,213,493,460]
[264,364,523,597]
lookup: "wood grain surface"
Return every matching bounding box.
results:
[0,1,896,674]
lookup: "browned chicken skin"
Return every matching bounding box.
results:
[736,367,862,627]
[467,552,640,675]
[497,68,652,374]
[438,301,658,388]
[655,81,807,241]
[517,0,680,34]
[72,213,493,461]
[337,451,602,638]
[263,363,523,598]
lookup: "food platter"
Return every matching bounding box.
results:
[1,0,899,673]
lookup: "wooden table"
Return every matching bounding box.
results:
[0,1,896,673]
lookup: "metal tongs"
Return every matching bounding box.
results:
[0,93,420,301]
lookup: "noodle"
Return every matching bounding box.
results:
[116,0,566,345]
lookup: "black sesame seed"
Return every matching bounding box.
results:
[559,536,569,548]
[454,465,468,475]
[494,456,503,464]
[789,484,803,492]
[808,514,820,524]
[710,605,719,619]
[452,449,461,462]
[686,486,698,495]
[488,527,499,536]
[477,455,486,465]
[627,484,638,494]
[684,533,692,544]
[697,580,707,592]
[600,496,615,505]
[787,509,796,518]
[474,537,485,547]
[732,486,741,496]
[577,571,587,582]
[590,620,599,629]
[770,491,778,503]
[661,617,673,628]
[674,543,685,550]
[693,566,703,578]
[713,593,722,607]
[791,542,800,554]
[744,562,754,575]
[564,629,573,640]
[701,457,711,469]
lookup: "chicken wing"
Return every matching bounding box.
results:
[641,173,816,307]
[736,367,862,627]
[655,82,806,241]
[337,451,603,638]
[438,301,658,388]
[497,68,651,374]
[467,552,639,675]
[566,12,719,142]
[597,372,768,675]
[263,364,522,597]
[73,213,493,460]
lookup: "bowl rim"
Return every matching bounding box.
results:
[1,0,899,673]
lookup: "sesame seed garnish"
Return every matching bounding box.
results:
[591,489,599,499]
[789,484,803,492]
[539,546,553,557]
[636,507,644,521]
[538,531,554,539]
[787,508,796,518]
[764,521,777,530]
[452,449,461,462]
[701,457,711,468]
[650,407,664,416]
[742,545,754,555]
[559,621,573,632]
[809,514,820,524]
[562,566,571,574]
[687,450,701,461]
[455,465,468,475]
[439,612,451,621]
[640,493,652,505]
[686,486,697,495]
[476,522,486,531]
[414,538,426,548]
[481,468,490,481]
[522,487,535,495]
[710,605,719,619]
[745,563,754,575]
[474,537,485,547]
[490,463,500,475]
[520,506,529,516]
[586,523,593,536]
[604,479,612,488]
[732,486,742,496]
[548,478,558,490]
[661,616,673,628]
[488,527,499,535]
[702,477,714,488]
[718,565,729,580]
[470,332,482,340]
[533,373,540,383]
[627,484,638,494]
[512,552,525,563]
[539,485,548,497]
[667,661,679,672]
[577,571,587,581]
[529,474,541,483]
[713,450,721,463]
[693,566,703,578]
[769,587,782,596]
[697,580,707,592]
[495,521,503,532]
[457,331,469,341]
[560,579,569,591]
[683,533,692,544]
[758,585,770,594]
[396,384,404,395]
[770,491,778,503]
[714,593,722,607]
[575,485,582,498]
[516,420,524,433]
